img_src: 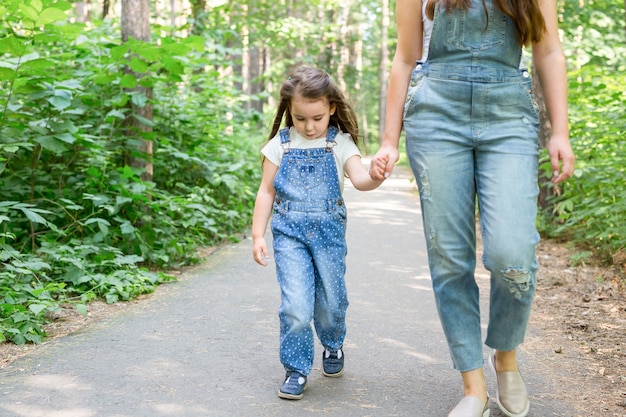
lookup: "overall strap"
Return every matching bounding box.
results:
[326,126,339,152]
[279,127,291,154]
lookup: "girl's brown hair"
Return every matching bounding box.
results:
[425,0,546,46]
[268,66,359,146]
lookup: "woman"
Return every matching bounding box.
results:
[371,1,575,416]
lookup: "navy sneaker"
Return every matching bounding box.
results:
[322,348,344,377]
[278,371,307,400]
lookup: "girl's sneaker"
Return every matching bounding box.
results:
[277,371,307,400]
[322,348,344,377]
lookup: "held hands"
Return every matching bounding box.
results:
[252,237,270,266]
[369,154,389,181]
[370,144,400,181]
[548,133,575,184]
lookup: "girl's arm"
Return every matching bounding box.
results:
[533,0,575,184]
[344,155,387,191]
[371,0,423,179]
[251,159,278,266]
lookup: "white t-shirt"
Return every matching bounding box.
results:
[422,0,434,61]
[262,127,361,193]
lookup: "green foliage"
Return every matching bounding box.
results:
[537,0,626,265]
[0,0,261,344]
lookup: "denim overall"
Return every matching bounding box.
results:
[271,126,348,376]
[404,0,540,372]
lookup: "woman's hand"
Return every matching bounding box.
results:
[370,144,399,180]
[548,133,575,184]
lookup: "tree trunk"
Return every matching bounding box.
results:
[102,0,110,18]
[121,0,153,182]
[378,0,390,143]
[75,2,89,23]
[337,4,351,93]
[191,0,207,35]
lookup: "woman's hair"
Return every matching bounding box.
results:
[425,0,546,46]
[268,66,359,145]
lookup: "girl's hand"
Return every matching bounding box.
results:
[371,144,399,180]
[252,237,270,266]
[369,155,389,180]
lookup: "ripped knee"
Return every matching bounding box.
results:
[501,267,532,299]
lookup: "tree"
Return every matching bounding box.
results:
[379,0,390,143]
[121,0,153,182]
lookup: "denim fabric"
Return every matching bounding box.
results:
[403,0,540,372]
[271,126,348,376]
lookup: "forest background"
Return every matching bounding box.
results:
[0,0,624,345]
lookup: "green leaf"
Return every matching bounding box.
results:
[17,207,50,226]
[28,304,47,315]
[184,35,205,52]
[129,57,148,73]
[105,109,126,119]
[76,304,88,316]
[18,58,54,74]
[120,222,135,235]
[135,45,160,61]
[31,0,43,12]
[0,67,16,80]
[34,136,68,154]
[47,95,71,110]
[36,8,67,26]
[131,114,154,126]
[19,3,38,21]
[110,44,130,61]
[0,36,27,56]
[120,73,137,88]
[163,57,184,76]
[130,91,147,107]
[11,312,30,323]
[53,133,76,144]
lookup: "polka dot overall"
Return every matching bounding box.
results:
[271,126,349,376]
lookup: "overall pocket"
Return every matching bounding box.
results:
[445,2,507,51]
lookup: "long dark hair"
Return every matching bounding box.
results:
[425,0,546,46]
[267,66,359,145]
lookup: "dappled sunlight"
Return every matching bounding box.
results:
[26,373,90,391]
[150,403,211,414]
[0,404,95,417]
[127,358,185,379]
[378,338,438,363]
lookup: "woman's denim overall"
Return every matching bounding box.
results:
[271,126,348,376]
[403,0,540,372]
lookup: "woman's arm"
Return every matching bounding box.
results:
[533,0,575,184]
[371,0,423,179]
[251,159,278,266]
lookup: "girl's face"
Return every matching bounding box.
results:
[289,95,336,140]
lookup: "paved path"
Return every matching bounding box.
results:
[0,169,574,417]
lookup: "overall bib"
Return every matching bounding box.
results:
[271,126,349,376]
[404,0,540,372]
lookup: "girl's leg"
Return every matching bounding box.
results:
[273,220,316,376]
[310,210,349,352]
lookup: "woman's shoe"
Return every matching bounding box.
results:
[488,353,530,417]
[448,396,490,417]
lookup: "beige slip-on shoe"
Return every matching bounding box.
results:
[488,353,530,417]
[448,395,490,417]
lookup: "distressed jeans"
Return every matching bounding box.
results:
[404,63,541,372]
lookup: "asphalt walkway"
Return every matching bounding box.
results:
[0,168,574,417]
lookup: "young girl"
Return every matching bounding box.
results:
[372,1,575,416]
[252,66,387,400]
